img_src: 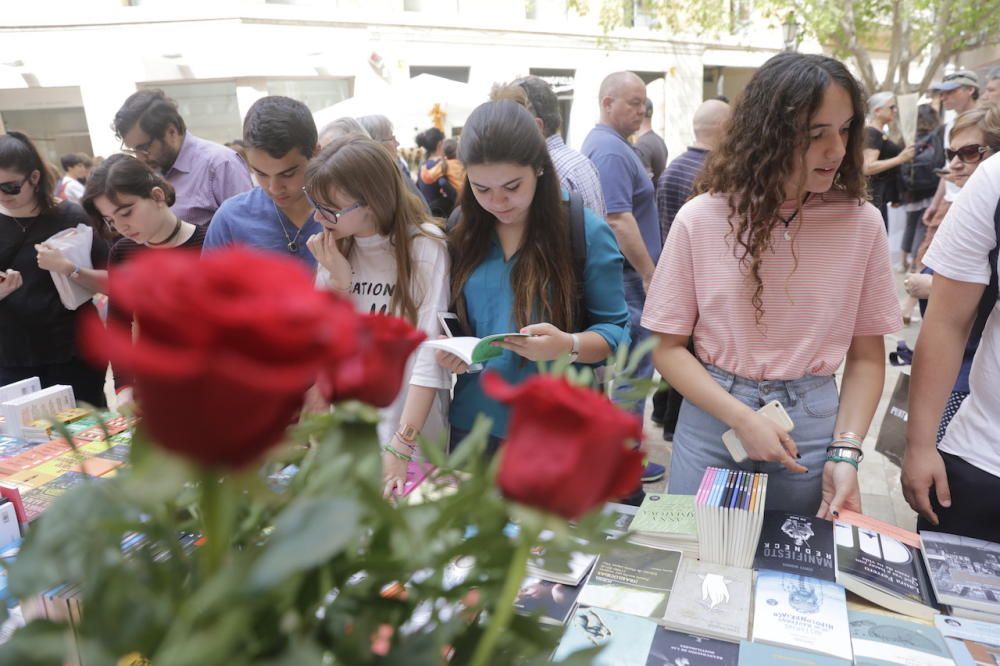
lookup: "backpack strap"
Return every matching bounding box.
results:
[567,191,589,331]
[969,196,1000,346]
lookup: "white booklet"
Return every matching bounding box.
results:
[421,334,530,365]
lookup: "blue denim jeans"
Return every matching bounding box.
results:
[616,270,654,417]
[667,364,840,514]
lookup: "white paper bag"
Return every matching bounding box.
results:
[43,224,94,310]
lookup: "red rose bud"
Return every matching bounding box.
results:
[318,313,426,408]
[81,248,361,468]
[483,372,644,519]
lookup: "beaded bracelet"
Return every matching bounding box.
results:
[826,454,859,470]
[381,444,414,463]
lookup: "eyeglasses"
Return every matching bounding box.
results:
[889,105,898,111]
[121,138,156,157]
[946,144,991,163]
[0,176,28,195]
[301,188,364,225]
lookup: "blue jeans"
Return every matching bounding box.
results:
[667,364,839,514]
[616,271,654,418]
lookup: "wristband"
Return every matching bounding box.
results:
[826,455,859,470]
[381,444,413,463]
[568,333,580,362]
[826,446,864,463]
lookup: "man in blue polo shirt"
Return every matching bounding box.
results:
[203,96,323,267]
[583,71,663,483]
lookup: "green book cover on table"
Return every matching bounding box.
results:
[576,541,682,620]
[848,609,954,666]
[629,494,697,538]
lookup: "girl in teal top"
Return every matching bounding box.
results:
[435,101,630,450]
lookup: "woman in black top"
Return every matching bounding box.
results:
[81,155,207,408]
[0,132,109,406]
[862,92,916,229]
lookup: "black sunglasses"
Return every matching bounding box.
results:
[0,176,28,196]
[946,144,990,163]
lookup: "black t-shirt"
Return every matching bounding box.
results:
[109,224,208,266]
[865,126,903,205]
[0,202,109,367]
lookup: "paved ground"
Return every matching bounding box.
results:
[641,267,921,530]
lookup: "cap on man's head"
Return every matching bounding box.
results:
[930,70,980,92]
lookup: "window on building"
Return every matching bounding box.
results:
[140,81,242,147]
[409,66,470,83]
[266,79,353,113]
[0,107,92,166]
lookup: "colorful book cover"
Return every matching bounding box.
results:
[756,510,837,582]
[921,532,1000,615]
[751,570,852,662]
[645,628,739,666]
[553,606,659,664]
[738,640,851,665]
[835,522,937,614]
[661,559,751,641]
[576,541,682,619]
[513,576,581,625]
[849,609,954,666]
[629,494,697,538]
[935,614,1000,666]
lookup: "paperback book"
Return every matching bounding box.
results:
[576,541,682,620]
[552,606,659,665]
[921,532,1000,617]
[602,502,639,538]
[513,576,581,626]
[661,559,751,642]
[628,493,698,557]
[645,627,739,666]
[834,520,938,619]
[751,570,853,662]
[934,614,1000,666]
[848,609,954,666]
[755,510,837,582]
[738,641,851,665]
[421,333,530,365]
[694,467,767,568]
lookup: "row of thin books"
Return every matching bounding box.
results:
[695,466,767,568]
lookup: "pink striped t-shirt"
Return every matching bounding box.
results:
[641,191,901,380]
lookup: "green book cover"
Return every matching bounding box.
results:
[629,494,697,537]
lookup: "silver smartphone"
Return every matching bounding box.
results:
[721,400,795,462]
[436,312,483,373]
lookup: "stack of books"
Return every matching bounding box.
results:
[921,531,1000,624]
[626,493,699,558]
[694,467,767,567]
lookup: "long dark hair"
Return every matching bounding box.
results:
[81,154,177,225]
[452,100,576,331]
[0,131,56,214]
[305,135,440,324]
[696,53,867,323]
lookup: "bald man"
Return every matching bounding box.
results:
[583,72,661,480]
[655,98,731,240]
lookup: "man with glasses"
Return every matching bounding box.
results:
[924,71,981,227]
[202,96,324,268]
[113,89,252,227]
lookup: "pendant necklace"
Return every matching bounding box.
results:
[778,193,812,241]
[273,201,304,253]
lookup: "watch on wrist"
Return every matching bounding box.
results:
[568,333,580,362]
[396,423,418,444]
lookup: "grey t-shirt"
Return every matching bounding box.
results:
[635,130,669,183]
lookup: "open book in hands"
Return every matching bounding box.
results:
[421,334,531,365]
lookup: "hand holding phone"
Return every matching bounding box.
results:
[722,400,806,473]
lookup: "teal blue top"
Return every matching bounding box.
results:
[450,205,630,440]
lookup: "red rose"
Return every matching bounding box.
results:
[483,372,644,519]
[81,248,360,468]
[318,313,426,408]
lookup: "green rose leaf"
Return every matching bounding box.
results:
[248,497,361,589]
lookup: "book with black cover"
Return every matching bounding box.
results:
[513,576,581,626]
[834,521,938,619]
[576,541,682,620]
[645,627,739,666]
[921,531,1000,616]
[755,510,837,582]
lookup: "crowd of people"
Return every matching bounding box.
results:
[1,55,999,541]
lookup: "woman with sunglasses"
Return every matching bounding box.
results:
[863,92,916,230]
[904,102,1000,542]
[304,135,451,497]
[901,104,1000,441]
[644,54,901,519]
[0,132,110,406]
